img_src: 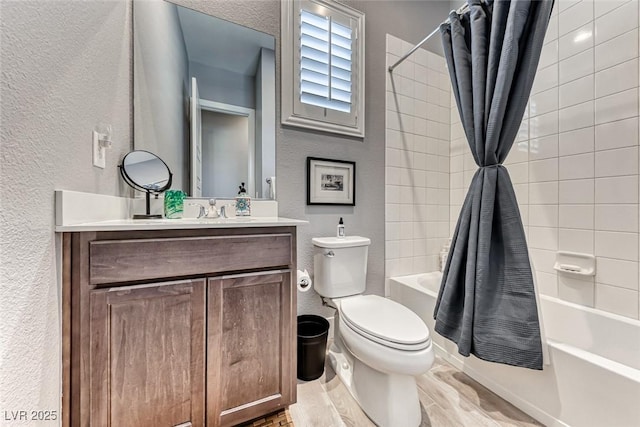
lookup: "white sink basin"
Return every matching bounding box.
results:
[179,216,260,223]
[131,217,258,224]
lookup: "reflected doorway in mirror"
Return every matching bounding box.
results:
[193,97,255,199]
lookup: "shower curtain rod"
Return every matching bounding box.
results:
[388,3,470,73]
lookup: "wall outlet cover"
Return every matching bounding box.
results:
[92,130,105,168]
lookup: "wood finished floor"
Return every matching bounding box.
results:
[241,409,294,427]
[289,356,543,427]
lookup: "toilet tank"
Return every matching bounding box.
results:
[312,236,371,298]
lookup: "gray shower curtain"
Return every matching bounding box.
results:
[434,0,554,370]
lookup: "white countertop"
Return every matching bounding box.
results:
[54,190,307,232]
[55,217,308,232]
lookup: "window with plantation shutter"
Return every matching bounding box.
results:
[300,10,352,113]
[282,0,365,138]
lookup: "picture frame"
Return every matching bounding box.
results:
[306,157,356,206]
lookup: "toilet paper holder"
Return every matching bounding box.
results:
[297,269,313,292]
[298,276,311,288]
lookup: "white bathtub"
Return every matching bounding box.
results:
[389,272,640,427]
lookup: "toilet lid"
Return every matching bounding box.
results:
[340,295,430,349]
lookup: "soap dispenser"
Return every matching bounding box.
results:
[337,217,345,238]
[235,182,251,216]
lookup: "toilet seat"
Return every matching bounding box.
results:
[340,295,431,351]
[337,311,434,377]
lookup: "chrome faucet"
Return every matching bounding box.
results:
[188,199,220,219]
[188,203,207,219]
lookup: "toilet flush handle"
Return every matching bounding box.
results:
[325,250,335,257]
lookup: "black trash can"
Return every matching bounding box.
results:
[297,315,330,381]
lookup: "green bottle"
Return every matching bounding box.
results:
[164,190,187,219]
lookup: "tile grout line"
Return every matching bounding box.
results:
[636,3,640,319]
[591,0,597,303]
[552,9,556,298]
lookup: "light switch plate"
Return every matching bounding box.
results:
[92,131,105,168]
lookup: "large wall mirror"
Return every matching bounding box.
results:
[134,1,276,199]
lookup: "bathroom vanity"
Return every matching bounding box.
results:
[60,221,302,427]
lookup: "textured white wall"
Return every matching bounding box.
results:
[0,0,132,415]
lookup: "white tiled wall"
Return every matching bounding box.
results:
[385,34,450,282]
[450,0,640,320]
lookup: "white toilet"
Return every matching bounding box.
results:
[312,236,434,427]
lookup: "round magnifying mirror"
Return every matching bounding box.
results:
[119,150,173,219]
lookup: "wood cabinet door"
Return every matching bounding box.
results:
[207,271,295,426]
[89,279,206,427]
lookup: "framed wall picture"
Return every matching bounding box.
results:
[307,157,356,206]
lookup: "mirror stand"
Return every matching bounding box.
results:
[119,150,173,220]
[133,191,162,220]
